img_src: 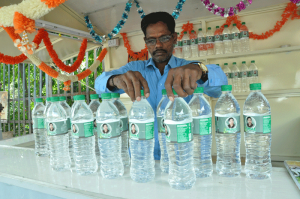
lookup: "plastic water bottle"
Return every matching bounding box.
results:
[174,32,183,58]
[189,87,213,178]
[214,26,224,55]
[197,28,207,57]
[32,98,48,157]
[71,95,98,175]
[240,22,250,52]
[59,96,74,164]
[240,61,249,92]
[111,93,130,167]
[223,63,232,86]
[156,89,169,173]
[129,90,155,183]
[88,94,101,166]
[231,62,241,93]
[248,60,259,84]
[46,97,71,171]
[43,97,52,153]
[97,93,124,179]
[215,85,241,177]
[243,83,272,179]
[206,27,215,55]
[231,23,241,53]
[164,89,195,190]
[190,30,198,58]
[223,25,232,54]
[182,31,191,58]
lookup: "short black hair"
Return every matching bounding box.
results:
[141,12,175,36]
[229,118,234,121]
[247,117,252,121]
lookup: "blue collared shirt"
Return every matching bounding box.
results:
[95,55,227,160]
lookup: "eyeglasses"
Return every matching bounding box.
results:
[144,34,173,46]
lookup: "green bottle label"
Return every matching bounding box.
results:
[129,119,154,140]
[252,70,258,77]
[47,120,68,136]
[241,71,247,78]
[206,35,215,43]
[67,118,71,130]
[198,37,206,44]
[240,31,249,38]
[232,72,239,79]
[157,116,165,133]
[33,118,45,129]
[164,120,193,143]
[72,120,94,138]
[182,39,191,46]
[244,115,271,134]
[193,117,212,135]
[214,34,223,41]
[225,73,230,79]
[175,40,182,47]
[191,38,198,45]
[223,33,231,41]
[229,73,234,79]
[97,119,120,139]
[215,116,240,134]
[120,117,129,132]
[232,32,240,40]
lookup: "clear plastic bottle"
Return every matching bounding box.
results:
[206,27,215,55]
[231,62,241,93]
[190,30,198,58]
[248,60,259,84]
[243,83,272,179]
[223,63,232,86]
[88,94,101,167]
[111,93,130,167]
[46,97,71,171]
[215,85,241,177]
[214,26,224,55]
[32,98,48,157]
[223,25,233,54]
[97,93,124,179]
[189,87,213,178]
[240,61,249,92]
[240,22,250,52]
[156,89,169,173]
[197,28,207,57]
[59,96,74,164]
[71,95,98,175]
[129,90,155,183]
[43,97,52,153]
[174,32,183,58]
[164,89,195,190]
[182,31,191,59]
[231,24,241,53]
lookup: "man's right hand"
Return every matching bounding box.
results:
[107,71,150,102]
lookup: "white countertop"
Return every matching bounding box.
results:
[0,135,299,199]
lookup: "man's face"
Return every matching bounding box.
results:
[247,118,252,125]
[50,124,53,130]
[73,125,76,131]
[132,125,136,132]
[229,119,234,126]
[144,21,176,63]
[103,125,108,132]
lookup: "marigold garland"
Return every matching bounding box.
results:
[120,33,148,60]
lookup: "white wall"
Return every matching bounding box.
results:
[104,4,300,161]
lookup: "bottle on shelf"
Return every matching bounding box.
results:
[46,97,71,171]
[240,61,250,92]
[97,93,124,179]
[71,95,98,175]
[189,87,213,178]
[240,22,250,52]
[243,83,272,179]
[182,31,191,59]
[206,27,215,56]
[214,26,224,55]
[197,28,207,57]
[215,85,241,177]
[111,93,130,167]
[231,62,241,93]
[129,90,155,183]
[222,63,232,86]
[223,25,233,54]
[231,23,241,53]
[248,60,259,84]
[164,89,195,190]
[156,89,170,173]
[32,98,48,157]
[190,30,198,58]
[88,94,101,166]
[174,32,183,58]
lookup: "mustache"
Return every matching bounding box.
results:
[153,49,167,55]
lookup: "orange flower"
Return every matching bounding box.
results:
[120,33,148,59]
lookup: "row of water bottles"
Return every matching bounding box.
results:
[220,60,259,93]
[157,83,271,190]
[174,22,250,58]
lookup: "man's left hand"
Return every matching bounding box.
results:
[165,63,202,101]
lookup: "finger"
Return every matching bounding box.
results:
[165,70,174,101]
[123,77,135,102]
[183,72,194,96]
[136,72,150,98]
[131,75,141,101]
[190,72,198,91]
[173,73,187,98]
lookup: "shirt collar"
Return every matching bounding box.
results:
[146,55,177,68]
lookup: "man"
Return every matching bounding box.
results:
[95,12,227,160]
[131,124,137,134]
[247,117,254,128]
[72,124,77,133]
[49,123,54,131]
[228,118,235,129]
[102,124,110,134]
